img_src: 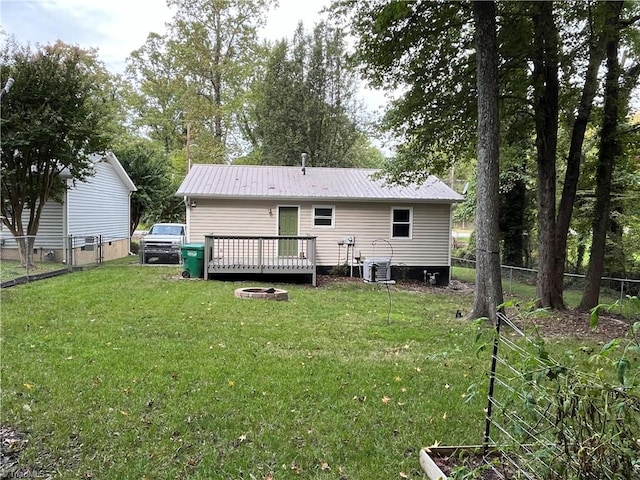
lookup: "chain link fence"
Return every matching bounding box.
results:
[0,234,131,287]
[452,257,640,302]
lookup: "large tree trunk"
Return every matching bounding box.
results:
[579,24,621,311]
[553,1,623,299]
[532,2,563,309]
[499,171,526,267]
[469,0,503,322]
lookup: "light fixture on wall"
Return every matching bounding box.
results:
[190,200,197,208]
[268,207,273,215]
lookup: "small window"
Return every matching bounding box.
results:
[313,206,334,227]
[392,208,412,238]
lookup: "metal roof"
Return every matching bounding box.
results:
[176,164,464,203]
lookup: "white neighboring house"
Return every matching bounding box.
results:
[1,152,136,264]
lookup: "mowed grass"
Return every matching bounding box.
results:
[2,265,490,479]
[0,259,68,283]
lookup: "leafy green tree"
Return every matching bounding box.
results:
[249,22,373,167]
[125,33,186,154]
[0,39,117,266]
[112,138,175,235]
[166,0,276,162]
[338,0,639,311]
[580,2,640,309]
[125,0,275,164]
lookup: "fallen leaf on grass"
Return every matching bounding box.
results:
[381,396,391,404]
[321,462,331,471]
[442,412,447,420]
[24,383,33,390]
[400,472,409,478]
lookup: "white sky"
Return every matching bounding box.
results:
[0,0,391,148]
[1,0,335,74]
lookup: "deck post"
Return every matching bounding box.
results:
[203,235,210,280]
[258,237,263,273]
[310,237,317,286]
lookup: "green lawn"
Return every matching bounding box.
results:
[1,265,626,479]
[0,259,69,283]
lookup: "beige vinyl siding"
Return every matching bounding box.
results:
[189,199,452,267]
[188,199,282,242]
[303,201,451,267]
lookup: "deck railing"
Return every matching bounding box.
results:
[203,235,317,285]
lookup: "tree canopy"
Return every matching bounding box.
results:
[337,0,640,309]
[246,22,373,167]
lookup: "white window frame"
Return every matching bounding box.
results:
[391,207,413,239]
[312,205,335,228]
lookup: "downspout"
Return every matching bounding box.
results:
[63,180,70,264]
[184,196,191,243]
[128,190,133,253]
[448,203,454,284]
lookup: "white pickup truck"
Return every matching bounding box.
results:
[140,223,186,264]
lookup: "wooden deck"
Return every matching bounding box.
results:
[203,235,317,286]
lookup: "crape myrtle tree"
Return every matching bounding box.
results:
[0,39,116,266]
[336,0,638,311]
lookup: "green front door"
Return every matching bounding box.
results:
[278,206,298,256]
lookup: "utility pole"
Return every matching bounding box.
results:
[186,122,191,173]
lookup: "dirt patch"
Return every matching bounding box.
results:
[513,309,635,344]
[432,452,518,479]
[1,424,32,479]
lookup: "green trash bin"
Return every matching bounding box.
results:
[181,243,205,278]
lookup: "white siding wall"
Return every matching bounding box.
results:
[67,160,130,241]
[188,199,452,267]
[0,201,64,248]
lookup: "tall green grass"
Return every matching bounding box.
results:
[2,266,487,479]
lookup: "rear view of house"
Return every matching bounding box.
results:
[176,164,463,285]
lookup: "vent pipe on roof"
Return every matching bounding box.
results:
[301,152,307,175]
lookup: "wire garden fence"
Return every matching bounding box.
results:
[481,311,640,479]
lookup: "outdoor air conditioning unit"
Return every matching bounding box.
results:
[363,257,391,282]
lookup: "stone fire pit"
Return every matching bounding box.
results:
[234,287,289,301]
